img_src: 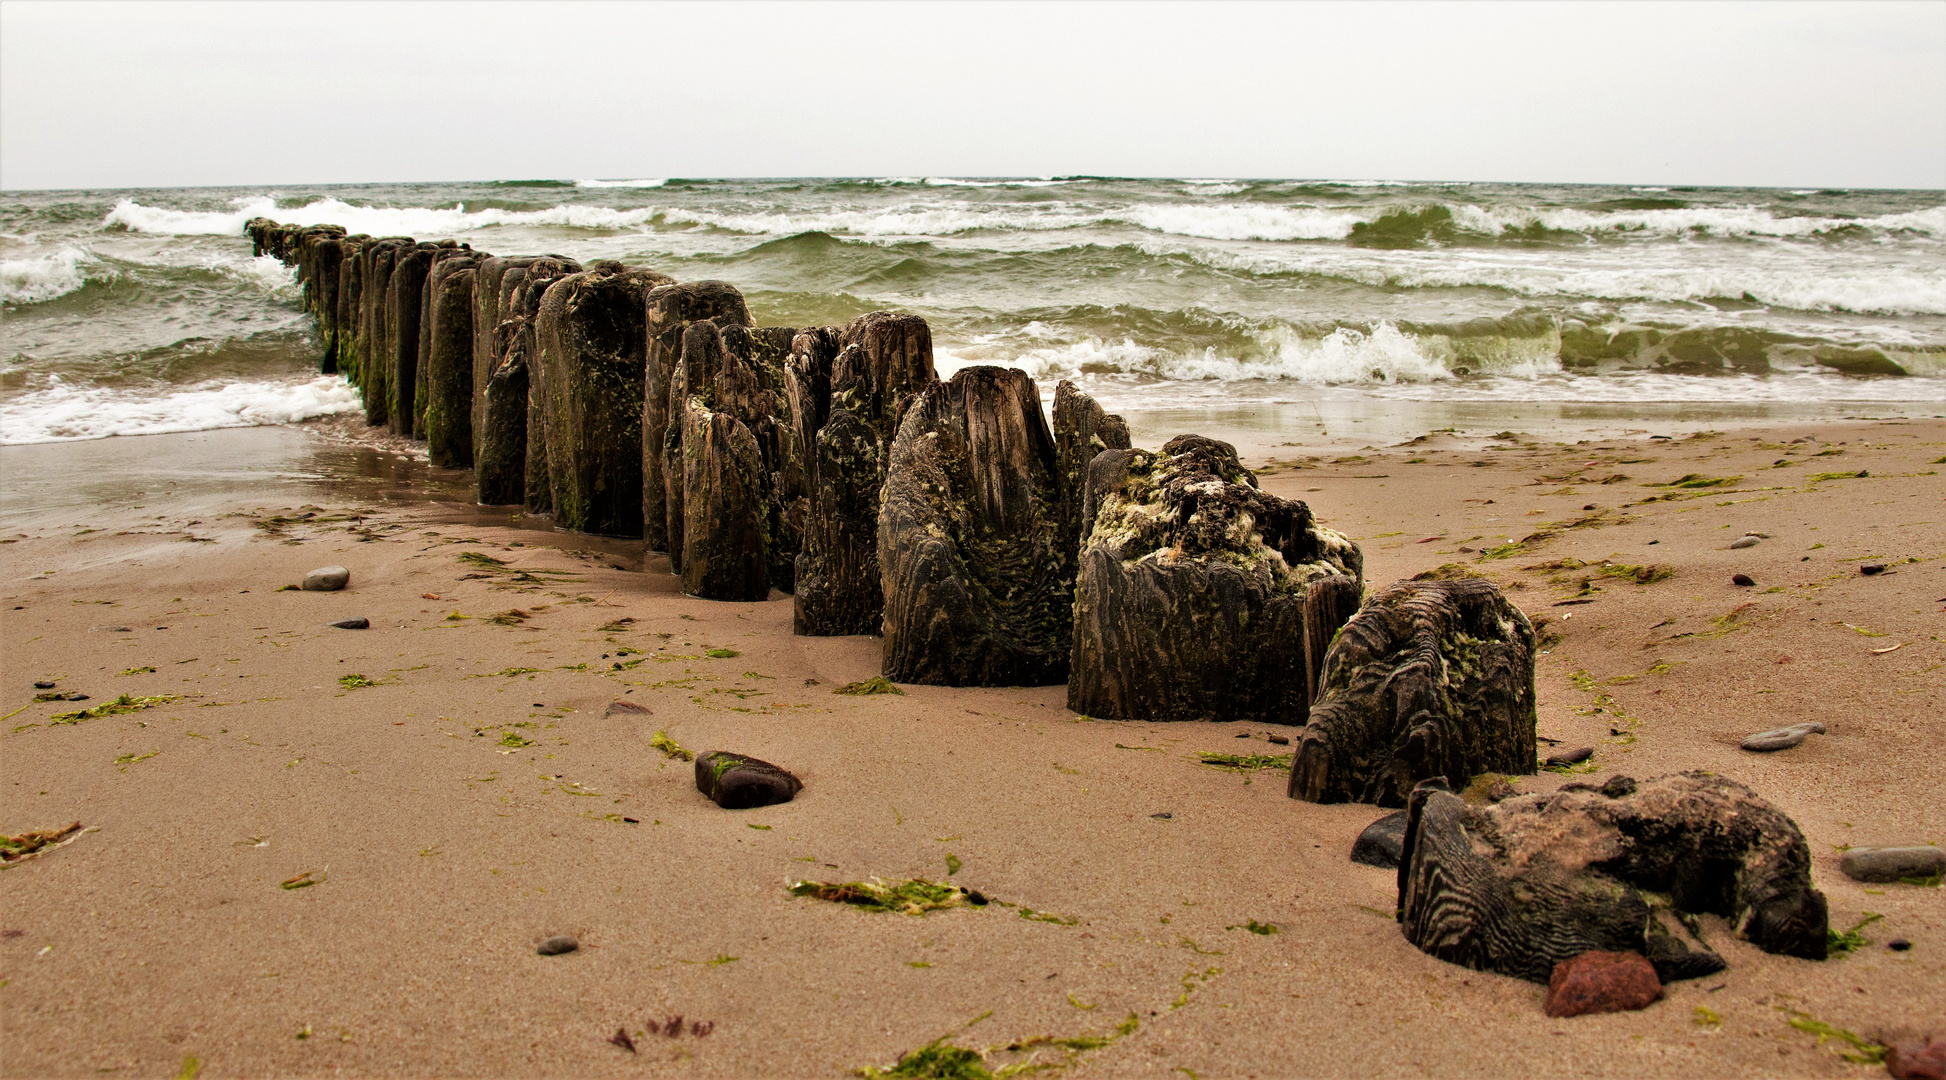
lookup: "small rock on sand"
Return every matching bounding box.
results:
[328,617,369,630]
[33,680,54,689]
[1544,951,1662,1018]
[302,566,350,592]
[1730,535,1760,549]
[1887,1036,1946,1080]
[695,751,802,810]
[1740,721,1826,752]
[1351,810,1407,869]
[603,700,652,717]
[1839,845,1945,883]
[536,935,578,955]
[1732,573,1756,587]
[1861,563,1886,575]
[1888,938,1912,952]
[1544,746,1594,767]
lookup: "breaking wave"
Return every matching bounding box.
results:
[0,375,361,444]
[1,248,102,304]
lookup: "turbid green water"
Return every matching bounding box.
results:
[4,177,1942,446]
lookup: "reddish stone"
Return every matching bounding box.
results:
[1543,950,1662,1018]
[1889,1037,1946,1080]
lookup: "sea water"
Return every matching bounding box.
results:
[3,177,1942,448]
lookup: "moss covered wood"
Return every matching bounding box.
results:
[1067,435,1362,722]
[423,259,479,466]
[534,262,674,536]
[789,313,938,636]
[879,366,1071,686]
[1051,380,1130,562]
[1397,772,1828,983]
[494,258,580,514]
[644,281,753,554]
[471,256,545,468]
[1290,578,1537,806]
[387,243,440,437]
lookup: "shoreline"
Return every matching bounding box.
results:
[2,415,1941,1077]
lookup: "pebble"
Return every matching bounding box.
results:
[1888,938,1912,952]
[33,680,54,690]
[536,935,578,955]
[1839,845,1945,883]
[1267,734,1290,745]
[694,751,802,810]
[328,617,369,630]
[1739,721,1825,752]
[301,566,351,592]
[1861,563,1887,575]
[1351,810,1407,869]
[1730,535,1760,549]
[1544,950,1662,1018]
[1545,746,1594,767]
[1731,573,1756,587]
[1150,812,1173,820]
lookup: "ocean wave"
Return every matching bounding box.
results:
[103,196,665,238]
[1112,204,1364,241]
[946,321,1473,387]
[0,374,361,444]
[575,178,668,188]
[1446,202,1946,240]
[1,247,103,304]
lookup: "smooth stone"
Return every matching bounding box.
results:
[1729,535,1760,549]
[1888,938,1912,952]
[328,617,369,629]
[536,934,578,955]
[1351,810,1408,869]
[1839,846,1945,883]
[302,566,350,591]
[1544,951,1662,1018]
[1861,563,1887,575]
[1731,573,1756,587]
[33,680,54,689]
[1545,746,1594,767]
[694,751,802,810]
[1740,721,1826,752]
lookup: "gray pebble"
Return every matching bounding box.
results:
[1860,563,1886,576]
[301,566,350,592]
[33,680,55,690]
[1740,721,1826,752]
[1351,811,1408,869]
[1730,535,1760,549]
[1840,846,1945,883]
[328,617,369,630]
[536,934,578,955]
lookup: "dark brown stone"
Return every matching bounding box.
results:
[1068,435,1361,722]
[1543,951,1662,1017]
[694,751,802,809]
[1397,771,1828,986]
[880,366,1069,686]
[1290,578,1536,806]
[790,313,938,635]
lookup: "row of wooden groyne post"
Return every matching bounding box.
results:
[251,218,1499,803]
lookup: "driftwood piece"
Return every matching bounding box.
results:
[1397,772,1828,984]
[534,262,673,535]
[1289,578,1536,806]
[1067,435,1362,721]
[790,313,937,635]
[1051,380,1130,560]
[879,367,1070,686]
[644,281,753,554]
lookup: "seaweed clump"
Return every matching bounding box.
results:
[790,877,988,916]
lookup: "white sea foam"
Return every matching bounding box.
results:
[103,197,281,235]
[1,248,101,304]
[104,196,665,238]
[950,321,1464,387]
[0,375,361,444]
[1112,204,1363,241]
[1448,202,1946,240]
[575,178,668,188]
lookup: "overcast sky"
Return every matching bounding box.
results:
[2,0,1942,191]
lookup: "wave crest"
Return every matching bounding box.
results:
[1,247,102,304]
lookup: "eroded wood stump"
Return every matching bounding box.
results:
[387,243,443,437]
[880,366,1069,686]
[1397,771,1829,984]
[471,256,545,467]
[1067,435,1362,721]
[1051,380,1130,560]
[789,313,937,635]
[496,258,580,513]
[534,262,673,535]
[360,241,408,427]
[665,322,798,600]
[644,281,753,554]
[422,258,479,466]
[1289,578,1536,806]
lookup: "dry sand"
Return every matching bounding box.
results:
[1,416,1941,1079]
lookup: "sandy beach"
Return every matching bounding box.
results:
[2,415,1941,1079]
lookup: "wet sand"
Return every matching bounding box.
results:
[2,416,1941,1078]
